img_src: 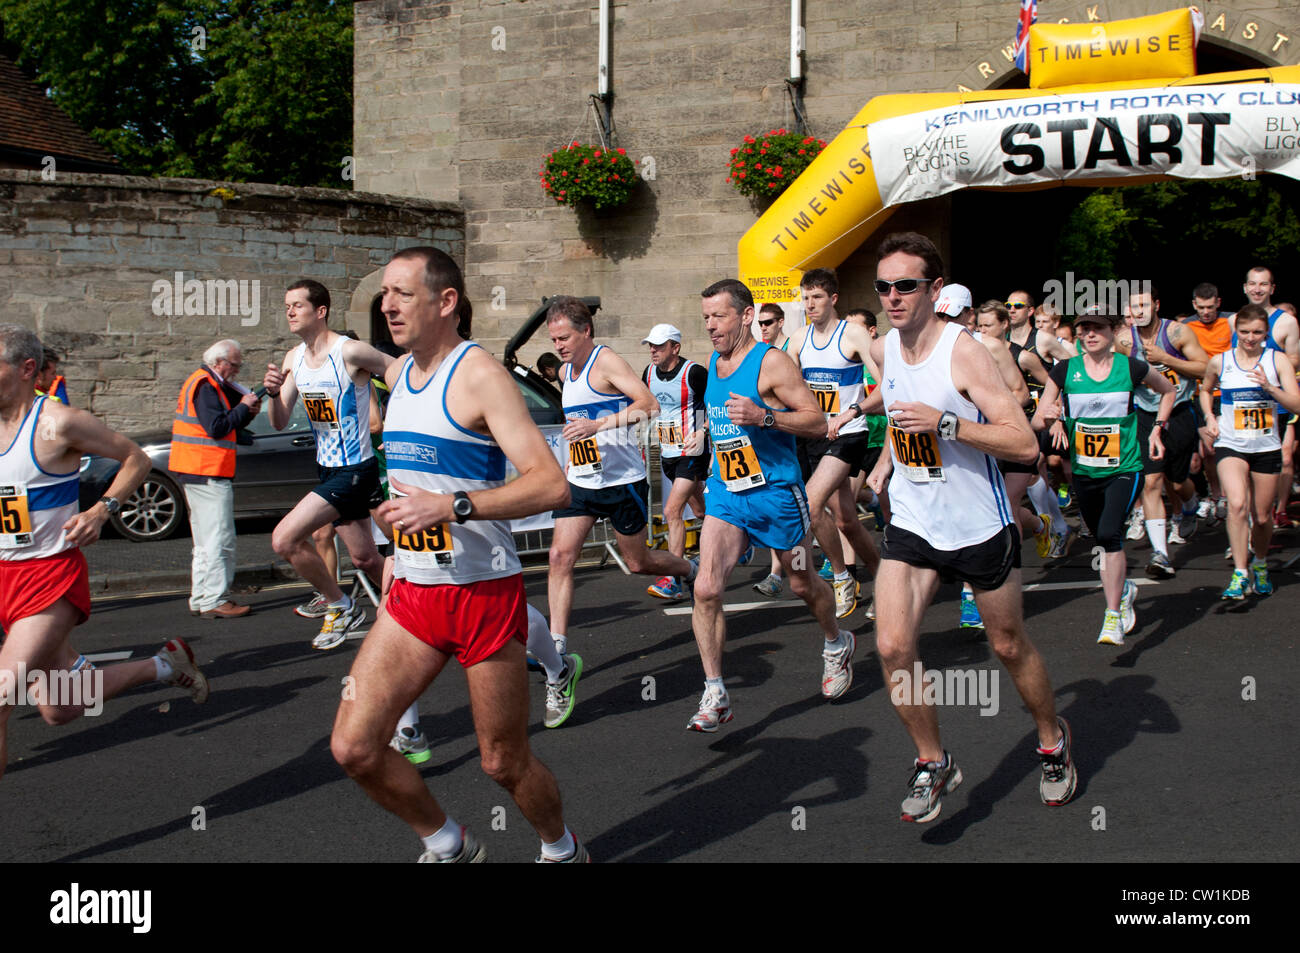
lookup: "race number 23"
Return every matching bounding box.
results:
[713,436,766,491]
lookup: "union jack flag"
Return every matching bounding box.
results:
[1014,0,1038,73]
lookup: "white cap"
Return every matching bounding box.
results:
[935,283,972,318]
[641,323,682,345]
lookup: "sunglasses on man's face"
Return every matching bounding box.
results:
[757,319,778,327]
[1005,301,1029,309]
[873,278,932,296]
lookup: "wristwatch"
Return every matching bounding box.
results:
[761,411,776,429]
[452,491,474,524]
[848,402,863,418]
[938,411,960,440]
[99,496,121,516]
[1155,419,1169,430]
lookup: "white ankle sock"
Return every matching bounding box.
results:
[420,819,463,858]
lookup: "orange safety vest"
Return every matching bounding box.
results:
[169,367,237,478]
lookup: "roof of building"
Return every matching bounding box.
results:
[0,52,118,169]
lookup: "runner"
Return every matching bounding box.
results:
[330,247,588,862]
[753,303,794,597]
[263,279,393,649]
[686,279,852,731]
[643,323,709,601]
[1185,282,1234,522]
[865,233,1076,822]
[1232,267,1300,528]
[1032,309,1174,645]
[546,296,695,657]
[786,268,882,619]
[1200,304,1300,600]
[0,324,208,783]
[1115,286,1208,577]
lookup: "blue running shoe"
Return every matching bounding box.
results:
[1056,484,1073,509]
[1250,562,1273,596]
[818,558,834,581]
[959,591,984,629]
[647,575,686,600]
[738,544,755,566]
[1221,569,1250,601]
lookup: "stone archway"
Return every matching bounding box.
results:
[951,1,1298,93]
[345,268,384,342]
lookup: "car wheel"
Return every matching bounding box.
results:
[110,470,186,542]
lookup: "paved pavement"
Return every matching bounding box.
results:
[5,516,1297,868]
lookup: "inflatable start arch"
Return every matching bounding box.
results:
[738,7,1300,308]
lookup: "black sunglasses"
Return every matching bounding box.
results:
[757,319,778,327]
[874,278,933,296]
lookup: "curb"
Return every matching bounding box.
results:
[88,562,302,596]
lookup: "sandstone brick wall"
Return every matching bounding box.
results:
[0,170,463,432]
[352,0,1299,372]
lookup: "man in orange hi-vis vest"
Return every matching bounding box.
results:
[169,340,261,619]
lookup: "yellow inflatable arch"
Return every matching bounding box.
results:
[739,44,1300,304]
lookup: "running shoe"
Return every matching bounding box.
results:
[1167,523,1186,546]
[1221,569,1250,601]
[1046,525,1075,560]
[817,557,835,581]
[738,544,755,566]
[1144,552,1175,579]
[1033,514,1053,558]
[832,576,856,618]
[752,573,783,597]
[1119,579,1137,634]
[390,725,432,765]
[1250,562,1273,596]
[646,575,686,600]
[294,591,332,618]
[1125,505,1145,540]
[868,503,885,530]
[544,653,583,729]
[863,597,875,621]
[1039,717,1078,806]
[1215,497,1228,521]
[959,590,984,630]
[1097,609,1124,646]
[1056,484,1073,510]
[900,753,963,823]
[417,826,486,863]
[313,603,366,650]
[1275,507,1293,529]
[1177,507,1198,541]
[535,837,591,863]
[686,686,733,732]
[821,630,855,699]
[1077,522,1092,538]
[158,638,209,704]
[1196,497,1215,520]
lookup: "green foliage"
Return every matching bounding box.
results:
[0,0,352,187]
[540,143,639,210]
[727,129,827,200]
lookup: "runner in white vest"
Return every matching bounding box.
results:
[863,231,1077,824]
[545,296,696,658]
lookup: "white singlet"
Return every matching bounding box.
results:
[799,320,867,434]
[1216,348,1283,454]
[561,344,646,489]
[0,396,78,560]
[383,344,521,585]
[292,336,373,468]
[881,322,1013,549]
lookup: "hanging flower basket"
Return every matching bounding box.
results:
[727,128,828,200]
[540,142,639,210]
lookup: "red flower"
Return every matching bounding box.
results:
[737,172,746,179]
[744,135,755,144]
[731,147,739,156]
[594,150,602,158]
[616,147,626,154]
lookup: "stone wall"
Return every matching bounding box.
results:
[353,0,1300,370]
[0,170,463,432]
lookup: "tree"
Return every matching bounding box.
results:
[0,0,353,188]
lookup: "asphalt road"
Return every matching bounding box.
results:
[4,520,1297,866]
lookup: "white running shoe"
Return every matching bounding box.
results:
[1119,579,1137,634]
[1097,609,1124,646]
[417,826,486,863]
[313,603,366,650]
[833,577,856,619]
[821,630,856,699]
[1125,506,1146,541]
[158,638,209,704]
[687,686,733,732]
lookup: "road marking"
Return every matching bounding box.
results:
[84,651,133,662]
[663,599,803,616]
[1023,579,1158,591]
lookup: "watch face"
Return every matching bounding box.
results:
[454,496,472,516]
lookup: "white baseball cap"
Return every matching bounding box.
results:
[935,283,972,317]
[642,323,682,345]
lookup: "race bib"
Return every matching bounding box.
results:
[394,522,454,569]
[888,426,945,483]
[0,483,34,549]
[568,436,603,477]
[1233,400,1273,436]
[1159,366,1179,388]
[1075,423,1121,468]
[300,390,341,431]
[713,435,766,491]
[657,420,684,453]
[808,380,840,417]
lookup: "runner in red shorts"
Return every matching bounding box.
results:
[329,248,588,863]
[0,324,210,782]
